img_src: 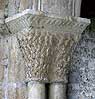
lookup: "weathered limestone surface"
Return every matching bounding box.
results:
[4,9,90,99]
[0,35,4,82]
[49,83,66,99]
[8,35,25,82]
[19,0,33,12]
[0,23,26,99]
[8,0,20,16]
[0,34,25,83]
[0,0,91,99]
[0,88,3,99]
[8,85,27,99]
[17,28,75,83]
[7,0,82,17]
[28,82,45,99]
[42,0,82,17]
[68,19,95,99]
[5,10,90,83]
[0,0,5,21]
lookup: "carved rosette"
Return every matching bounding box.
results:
[5,9,90,83]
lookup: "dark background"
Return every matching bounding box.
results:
[81,0,95,18]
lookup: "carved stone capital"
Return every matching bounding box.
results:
[5,9,90,83]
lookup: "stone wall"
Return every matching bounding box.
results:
[5,0,81,17]
[0,34,27,99]
[0,0,94,99]
[68,19,95,99]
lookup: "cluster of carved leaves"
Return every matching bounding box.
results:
[17,28,75,82]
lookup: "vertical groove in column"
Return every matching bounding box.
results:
[28,81,45,99]
[49,83,67,99]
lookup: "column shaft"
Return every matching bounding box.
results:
[49,83,66,99]
[28,81,45,99]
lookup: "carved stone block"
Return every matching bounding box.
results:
[5,9,90,83]
[16,28,75,82]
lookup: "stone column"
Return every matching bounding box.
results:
[5,9,90,99]
[28,81,45,99]
[49,83,66,99]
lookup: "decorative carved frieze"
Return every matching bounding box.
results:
[5,9,90,35]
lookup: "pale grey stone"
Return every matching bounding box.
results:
[7,35,26,82]
[5,9,90,35]
[0,0,5,20]
[28,82,45,99]
[8,85,27,99]
[0,88,4,99]
[49,83,66,99]
[0,36,4,82]
[6,0,82,17]
[68,32,95,99]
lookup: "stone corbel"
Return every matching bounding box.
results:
[2,9,90,99]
